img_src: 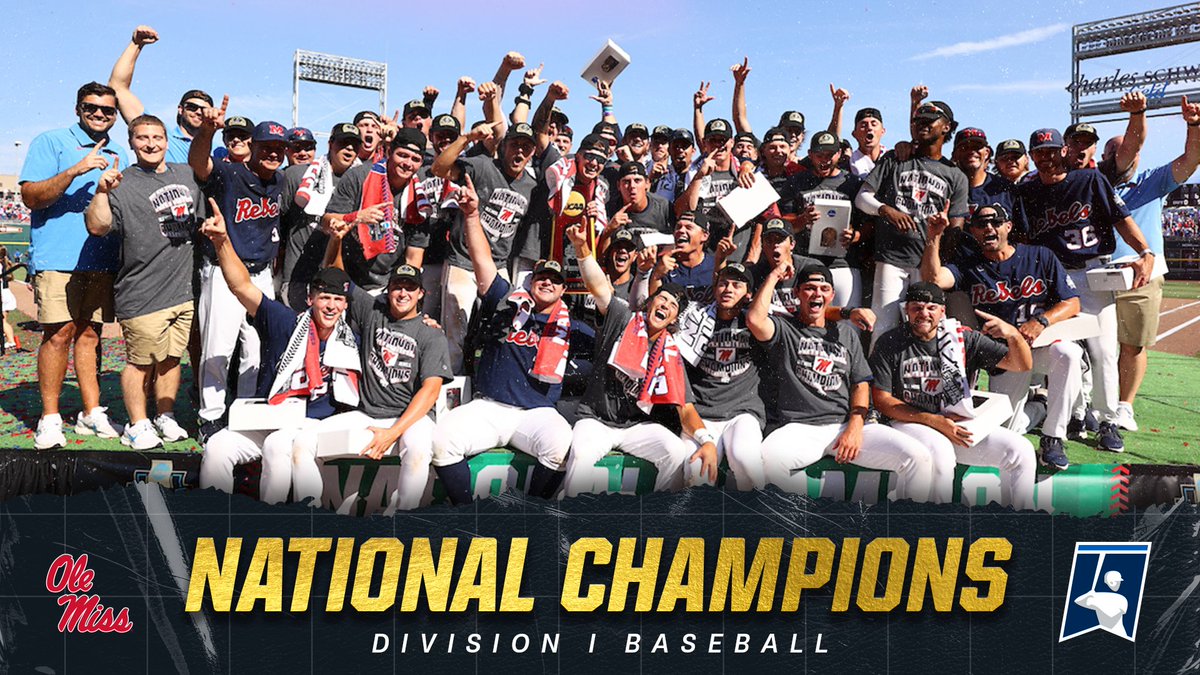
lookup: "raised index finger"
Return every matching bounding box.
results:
[90,138,107,154]
[207,196,220,215]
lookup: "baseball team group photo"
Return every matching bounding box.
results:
[2,7,1198,515]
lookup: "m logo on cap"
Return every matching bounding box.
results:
[1037,131,1054,143]
[269,124,285,136]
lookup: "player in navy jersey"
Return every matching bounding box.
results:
[189,96,290,439]
[1012,128,1154,452]
[431,176,574,503]
[951,127,1015,218]
[921,204,1081,469]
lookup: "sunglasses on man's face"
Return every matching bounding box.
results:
[181,102,210,113]
[79,102,117,117]
[969,216,1006,229]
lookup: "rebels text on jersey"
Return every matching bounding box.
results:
[203,160,285,267]
[945,243,1078,326]
[1012,168,1131,268]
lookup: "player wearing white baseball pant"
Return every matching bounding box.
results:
[830,266,862,308]
[199,419,318,504]
[563,419,691,497]
[682,413,764,490]
[1067,263,1119,422]
[432,399,571,469]
[293,411,436,510]
[990,340,1084,438]
[761,422,934,502]
[870,261,919,349]
[197,262,275,423]
[891,422,1035,511]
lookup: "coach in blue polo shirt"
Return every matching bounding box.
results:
[19,81,129,450]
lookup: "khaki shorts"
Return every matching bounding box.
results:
[119,301,194,365]
[1116,275,1165,347]
[34,270,115,325]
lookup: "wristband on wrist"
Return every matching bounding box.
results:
[602,104,613,115]
[1035,314,1050,328]
[839,306,855,321]
[694,429,716,446]
[1189,120,1200,127]
[518,83,535,97]
[514,95,531,107]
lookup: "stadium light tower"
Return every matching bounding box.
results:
[292,50,388,129]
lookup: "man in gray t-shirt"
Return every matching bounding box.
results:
[84,114,205,449]
[747,261,935,502]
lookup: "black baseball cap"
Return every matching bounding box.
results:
[178,89,213,106]
[388,263,423,286]
[762,127,789,144]
[719,261,754,286]
[652,281,689,314]
[430,114,461,136]
[618,161,647,178]
[223,116,253,135]
[392,127,427,155]
[287,127,316,144]
[532,259,565,282]
[309,267,351,296]
[577,133,609,159]
[251,121,288,144]
[762,218,792,239]
[734,131,759,146]
[810,131,840,152]
[797,263,833,286]
[506,122,535,142]
[1029,128,1064,151]
[670,129,695,146]
[855,107,882,124]
[1064,122,1099,145]
[905,281,946,305]
[403,99,430,117]
[559,125,574,139]
[969,203,1011,226]
[779,111,806,130]
[330,122,362,143]
[651,125,673,140]
[551,107,570,126]
[593,121,620,137]
[624,123,649,139]
[353,110,381,125]
[704,118,733,140]
[914,101,955,124]
[678,208,709,231]
[995,139,1026,157]
[954,127,989,148]
[610,229,637,249]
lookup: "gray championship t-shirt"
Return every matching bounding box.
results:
[577,298,694,428]
[863,152,969,269]
[692,168,747,257]
[325,163,413,291]
[781,170,863,269]
[751,252,822,315]
[868,325,1007,414]
[446,155,537,271]
[617,193,674,242]
[682,310,765,426]
[347,286,453,418]
[759,316,871,427]
[107,162,203,319]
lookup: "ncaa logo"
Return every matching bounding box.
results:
[1059,542,1151,642]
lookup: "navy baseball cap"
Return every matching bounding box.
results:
[252,121,288,143]
[797,263,834,286]
[329,122,362,143]
[677,208,710,231]
[905,281,946,305]
[309,267,351,296]
[954,127,988,148]
[670,129,695,146]
[532,259,565,282]
[703,118,733,140]
[1029,128,1064,150]
[223,116,253,135]
[719,262,754,286]
[968,203,1012,226]
[779,111,806,130]
[855,107,882,124]
[287,127,316,144]
[559,125,574,139]
[388,263,423,286]
[392,127,426,155]
[996,139,1026,157]
[915,101,954,123]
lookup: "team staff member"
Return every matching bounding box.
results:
[921,205,1081,470]
[562,225,719,498]
[107,24,211,164]
[652,129,697,203]
[994,140,1029,184]
[20,81,128,449]
[197,201,362,504]
[749,263,934,502]
[280,123,362,309]
[84,114,200,449]
[870,282,1036,510]
[284,127,317,167]
[1012,128,1154,452]
[189,96,289,438]
[855,100,969,346]
[432,176,574,503]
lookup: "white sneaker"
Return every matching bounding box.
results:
[121,419,163,450]
[75,407,122,438]
[1115,403,1139,432]
[153,413,189,442]
[34,415,66,450]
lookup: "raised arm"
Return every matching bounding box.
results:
[83,157,123,236]
[568,223,613,315]
[21,139,110,210]
[478,82,506,155]
[108,25,158,123]
[828,84,850,136]
[189,94,227,183]
[747,260,791,341]
[731,58,752,134]
[693,81,712,144]
[511,63,545,125]
[431,122,493,181]
[910,85,928,122]
[920,205,956,289]
[532,81,569,154]
[200,197,263,317]
[460,174,498,295]
[450,77,475,130]
[1172,95,1200,184]
[590,79,617,127]
[1115,91,1148,177]
[491,51,526,95]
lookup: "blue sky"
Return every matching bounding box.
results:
[2,0,1192,179]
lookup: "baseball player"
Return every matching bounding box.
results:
[674,262,767,490]
[921,204,1081,469]
[196,199,361,504]
[951,127,1016,217]
[869,282,1037,510]
[431,176,574,504]
[188,96,289,439]
[855,100,969,347]
[1012,128,1155,452]
[561,225,719,498]
[649,209,717,304]
[750,262,934,502]
[678,119,751,258]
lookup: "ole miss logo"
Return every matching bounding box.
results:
[924,378,942,393]
[1036,131,1055,143]
[970,275,1048,305]
[813,357,834,375]
[269,123,285,136]
[45,554,133,634]
[234,197,281,223]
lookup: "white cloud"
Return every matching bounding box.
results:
[911,23,1069,61]
[945,81,1068,94]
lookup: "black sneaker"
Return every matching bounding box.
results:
[1084,409,1100,434]
[1097,422,1125,453]
[1067,416,1087,442]
[1039,437,1070,470]
[197,419,225,446]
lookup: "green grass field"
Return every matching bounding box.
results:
[1163,279,1200,299]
